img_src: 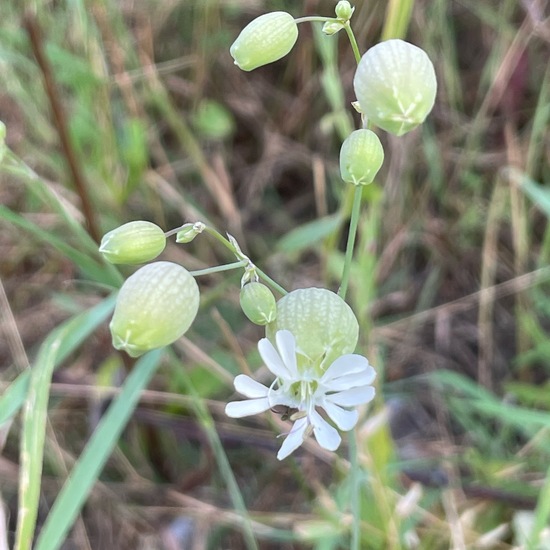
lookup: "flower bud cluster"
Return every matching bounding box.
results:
[100,221,201,357]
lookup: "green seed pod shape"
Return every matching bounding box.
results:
[266,288,359,372]
[340,129,384,185]
[230,12,298,71]
[335,1,354,20]
[353,39,437,136]
[240,282,277,325]
[110,261,200,357]
[100,221,166,265]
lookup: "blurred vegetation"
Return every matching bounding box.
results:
[1,0,550,548]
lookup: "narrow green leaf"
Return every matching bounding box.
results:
[0,205,121,287]
[277,215,341,253]
[512,169,550,219]
[35,349,163,550]
[12,295,116,550]
[0,295,116,427]
[0,373,29,426]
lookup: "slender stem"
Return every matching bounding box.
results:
[203,226,288,295]
[344,22,362,64]
[338,186,363,300]
[190,261,247,277]
[23,13,101,243]
[349,429,361,550]
[294,15,333,24]
[255,268,288,296]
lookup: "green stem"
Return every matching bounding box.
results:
[203,227,288,295]
[294,15,333,24]
[338,186,363,300]
[349,429,360,550]
[190,261,247,277]
[344,22,362,64]
[255,268,288,296]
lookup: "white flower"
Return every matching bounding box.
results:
[225,330,376,460]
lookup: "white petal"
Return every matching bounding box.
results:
[320,400,359,431]
[258,337,292,379]
[277,417,309,460]
[321,354,372,383]
[275,330,299,377]
[225,398,271,418]
[322,367,376,391]
[310,410,341,451]
[326,386,376,407]
[234,375,270,398]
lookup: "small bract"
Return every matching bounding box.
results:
[340,129,384,185]
[353,39,437,136]
[110,261,200,357]
[240,282,277,325]
[267,287,359,370]
[99,221,166,265]
[230,12,298,71]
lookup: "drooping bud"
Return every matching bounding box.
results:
[176,221,205,244]
[110,261,200,357]
[335,1,354,20]
[353,39,437,136]
[99,221,166,265]
[340,129,384,185]
[266,288,359,370]
[230,12,298,71]
[322,21,345,36]
[240,282,277,325]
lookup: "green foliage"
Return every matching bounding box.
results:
[1,0,549,548]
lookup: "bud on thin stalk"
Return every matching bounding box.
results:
[240,282,277,325]
[353,39,437,136]
[110,261,200,357]
[230,12,299,71]
[340,129,384,186]
[99,221,166,265]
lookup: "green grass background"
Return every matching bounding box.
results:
[1,0,550,548]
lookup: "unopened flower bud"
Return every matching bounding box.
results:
[240,282,277,325]
[100,221,166,265]
[110,261,200,357]
[340,129,384,185]
[335,1,354,20]
[230,12,298,71]
[176,221,205,244]
[322,21,345,36]
[353,39,437,136]
[266,288,358,369]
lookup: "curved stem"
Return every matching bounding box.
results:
[203,227,288,295]
[338,186,363,300]
[294,15,333,25]
[344,22,362,64]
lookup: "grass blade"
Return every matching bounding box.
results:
[34,349,163,550]
[0,294,116,427]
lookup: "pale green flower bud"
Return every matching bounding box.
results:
[340,129,384,185]
[266,288,358,370]
[99,221,166,265]
[230,12,298,71]
[240,282,277,325]
[110,261,200,357]
[176,221,205,244]
[353,39,437,136]
[335,1,354,20]
[322,21,345,36]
